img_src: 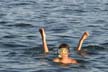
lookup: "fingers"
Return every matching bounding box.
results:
[39,27,44,33]
[39,27,46,38]
[81,32,89,40]
[84,32,89,36]
[39,28,45,35]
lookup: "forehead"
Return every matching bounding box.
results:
[59,48,69,51]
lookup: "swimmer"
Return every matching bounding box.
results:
[39,27,89,64]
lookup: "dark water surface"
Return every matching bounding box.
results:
[0,0,108,72]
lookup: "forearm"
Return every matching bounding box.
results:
[42,38,49,53]
[76,39,84,51]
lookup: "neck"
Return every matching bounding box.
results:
[61,55,69,59]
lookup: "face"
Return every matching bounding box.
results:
[58,48,69,58]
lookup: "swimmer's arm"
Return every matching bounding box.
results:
[71,59,79,64]
[39,27,49,53]
[53,58,60,63]
[76,32,89,52]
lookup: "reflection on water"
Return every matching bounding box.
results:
[0,0,108,72]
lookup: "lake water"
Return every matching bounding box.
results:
[0,0,108,72]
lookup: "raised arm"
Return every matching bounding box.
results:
[76,32,89,52]
[39,27,49,53]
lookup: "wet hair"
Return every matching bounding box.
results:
[59,43,70,51]
[58,43,70,57]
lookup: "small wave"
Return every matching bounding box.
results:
[87,25,101,27]
[93,7,102,11]
[105,3,108,5]
[93,20,107,24]
[74,9,86,13]
[14,3,31,6]
[101,43,108,46]
[26,35,36,40]
[9,1,37,6]
[0,14,6,18]
[100,43,108,48]
[82,45,106,52]
[0,21,8,24]
[3,35,19,38]
[83,45,105,50]
[34,69,66,72]
[5,51,17,57]
[23,46,44,57]
[3,43,27,48]
[77,59,89,64]
[8,23,33,28]
[34,70,53,72]
[74,45,105,52]
[76,45,106,56]
[51,28,67,33]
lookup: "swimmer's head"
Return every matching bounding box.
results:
[58,43,70,58]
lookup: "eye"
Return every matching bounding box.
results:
[58,48,68,54]
[63,49,66,53]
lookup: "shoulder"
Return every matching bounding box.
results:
[53,58,60,63]
[70,58,79,64]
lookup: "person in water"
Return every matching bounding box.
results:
[39,27,89,64]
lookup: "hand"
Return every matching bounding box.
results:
[39,27,46,38]
[81,32,89,40]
